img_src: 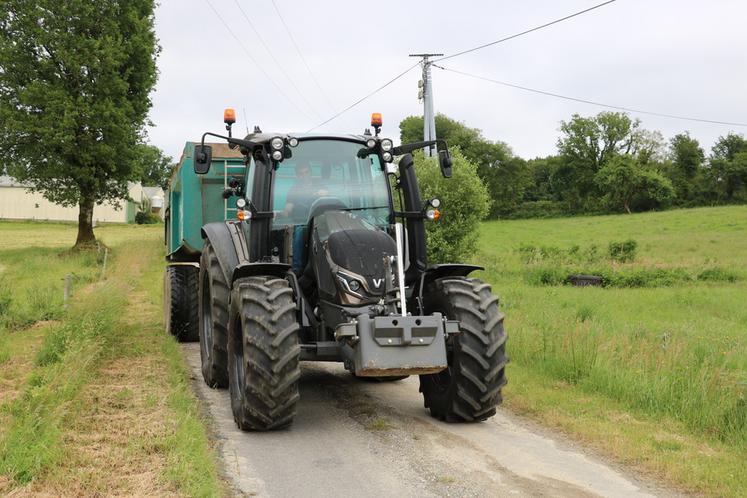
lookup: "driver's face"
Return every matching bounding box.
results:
[298,166,311,179]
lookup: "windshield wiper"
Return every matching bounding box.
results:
[342,205,389,212]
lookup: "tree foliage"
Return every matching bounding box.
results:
[0,1,159,247]
[594,155,674,213]
[137,144,173,190]
[411,150,489,264]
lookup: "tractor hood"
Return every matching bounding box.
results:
[311,211,395,304]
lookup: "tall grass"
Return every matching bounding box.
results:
[478,205,747,447]
[0,282,125,483]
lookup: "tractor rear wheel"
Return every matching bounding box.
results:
[198,241,230,388]
[228,276,301,431]
[419,277,508,422]
[164,265,199,342]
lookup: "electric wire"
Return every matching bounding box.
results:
[433,64,747,127]
[306,62,420,132]
[203,0,314,123]
[434,0,617,63]
[232,0,324,120]
[269,0,338,113]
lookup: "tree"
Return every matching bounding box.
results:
[137,144,173,190]
[411,150,489,264]
[709,133,747,201]
[400,114,519,217]
[556,112,664,211]
[594,155,674,213]
[0,1,159,248]
[667,132,704,202]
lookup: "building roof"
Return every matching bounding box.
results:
[0,175,27,187]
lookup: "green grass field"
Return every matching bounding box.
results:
[475,205,747,496]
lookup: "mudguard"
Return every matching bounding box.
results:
[413,264,484,314]
[201,221,247,285]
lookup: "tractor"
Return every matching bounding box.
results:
[164,109,507,430]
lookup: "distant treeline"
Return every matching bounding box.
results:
[400,112,747,218]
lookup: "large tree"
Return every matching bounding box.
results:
[137,144,173,190]
[0,1,159,247]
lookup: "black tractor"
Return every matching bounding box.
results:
[193,111,507,430]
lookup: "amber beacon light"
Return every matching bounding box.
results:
[224,108,236,125]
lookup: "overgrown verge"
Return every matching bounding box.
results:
[0,224,223,496]
[0,280,125,483]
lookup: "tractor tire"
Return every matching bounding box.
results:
[228,276,301,431]
[164,265,199,342]
[198,241,230,388]
[419,277,508,422]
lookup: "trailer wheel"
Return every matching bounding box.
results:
[198,241,230,388]
[419,277,508,422]
[164,265,199,342]
[228,276,301,431]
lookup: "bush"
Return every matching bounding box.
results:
[413,150,489,264]
[135,210,161,225]
[608,239,638,262]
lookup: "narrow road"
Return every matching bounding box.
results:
[182,344,678,498]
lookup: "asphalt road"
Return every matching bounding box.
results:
[182,344,679,498]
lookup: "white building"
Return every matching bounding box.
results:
[0,176,164,223]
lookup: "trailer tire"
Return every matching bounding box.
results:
[164,265,199,342]
[199,241,230,388]
[228,276,301,431]
[419,277,508,422]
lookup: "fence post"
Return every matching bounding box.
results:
[63,274,72,309]
[100,248,109,280]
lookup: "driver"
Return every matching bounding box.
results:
[282,163,328,223]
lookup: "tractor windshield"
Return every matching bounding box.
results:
[272,139,390,229]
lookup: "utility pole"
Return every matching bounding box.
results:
[409,53,443,157]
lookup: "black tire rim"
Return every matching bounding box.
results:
[231,316,246,400]
[200,271,213,359]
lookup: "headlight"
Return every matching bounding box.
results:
[429,198,441,208]
[271,150,283,161]
[270,137,284,150]
[236,198,247,208]
[382,151,393,163]
[288,137,299,147]
[380,139,393,152]
[338,272,364,296]
[366,138,376,148]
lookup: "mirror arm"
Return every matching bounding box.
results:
[392,138,449,156]
[200,132,257,151]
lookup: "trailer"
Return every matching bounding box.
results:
[163,141,245,341]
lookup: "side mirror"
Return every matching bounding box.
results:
[438,150,453,178]
[194,145,212,174]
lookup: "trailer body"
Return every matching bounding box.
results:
[165,141,245,262]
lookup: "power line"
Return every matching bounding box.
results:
[232,0,323,120]
[435,0,617,63]
[307,62,420,132]
[269,0,337,113]
[203,0,314,123]
[433,64,747,128]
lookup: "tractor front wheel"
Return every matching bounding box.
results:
[228,276,301,431]
[419,277,508,422]
[198,241,230,388]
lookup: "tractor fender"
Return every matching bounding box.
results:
[200,221,249,285]
[414,264,484,314]
[232,262,292,284]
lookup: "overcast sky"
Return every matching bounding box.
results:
[149,0,747,161]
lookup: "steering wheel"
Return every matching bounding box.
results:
[307,196,347,221]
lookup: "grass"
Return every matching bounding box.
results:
[475,205,747,496]
[0,221,223,496]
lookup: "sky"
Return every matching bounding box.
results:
[149,0,747,161]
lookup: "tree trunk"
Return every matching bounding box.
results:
[75,193,96,248]
[623,201,631,214]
